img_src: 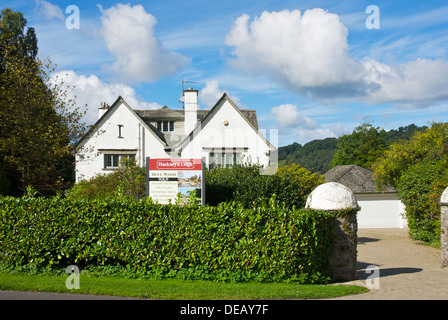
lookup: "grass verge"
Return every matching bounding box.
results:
[0,272,368,299]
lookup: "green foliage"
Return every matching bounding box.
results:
[205,164,323,209]
[0,195,335,284]
[396,159,448,246]
[373,122,448,187]
[279,138,338,173]
[66,159,146,201]
[372,122,448,246]
[331,123,387,170]
[0,9,87,195]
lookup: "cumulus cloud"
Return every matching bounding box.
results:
[199,80,246,109]
[225,9,448,108]
[270,104,318,129]
[225,9,365,94]
[98,3,190,83]
[363,57,448,107]
[50,70,162,125]
[270,103,349,143]
[34,0,64,20]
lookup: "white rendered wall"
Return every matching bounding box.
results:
[180,99,271,167]
[75,101,168,182]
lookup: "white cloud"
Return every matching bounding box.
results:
[50,70,162,125]
[363,57,448,107]
[270,104,318,129]
[270,103,349,144]
[225,9,448,108]
[34,0,64,21]
[98,3,190,83]
[225,9,365,93]
[199,80,246,109]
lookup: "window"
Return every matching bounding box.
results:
[209,152,241,169]
[104,154,135,169]
[156,120,174,132]
[118,125,123,138]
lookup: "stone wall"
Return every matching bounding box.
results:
[306,182,359,282]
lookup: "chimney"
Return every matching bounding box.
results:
[183,88,198,135]
[98,102,109,119]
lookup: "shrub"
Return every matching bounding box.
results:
[66,159,146,200]
[206,163,323,209]
[0,195,334,283]
[397,158,448,246]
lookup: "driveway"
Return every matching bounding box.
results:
[334,228,448,300]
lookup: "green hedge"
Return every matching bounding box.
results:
[206,164,323,209]
[397,158,448,246]
[0,195,334,283]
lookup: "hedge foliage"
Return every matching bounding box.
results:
[397,159,448,246]
[206,164,324,209]
[0,194,334,283]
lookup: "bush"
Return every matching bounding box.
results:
[66,159,146,200]
[397,158,448,246]
[0,194,334,283]
[206,164,323,209]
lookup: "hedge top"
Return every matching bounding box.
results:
[306,182,358,211]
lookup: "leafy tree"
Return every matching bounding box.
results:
[0,8,38,73]
[0,9,86,194]
[330,123,387,170]
[372,122,448,187]
[372,122,448,246]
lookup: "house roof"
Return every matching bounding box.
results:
[324,165,396,194]
[134,106,259,129]
[74,93,262,152]
[171,93,274,154]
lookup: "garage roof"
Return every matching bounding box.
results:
[324,165,396,194]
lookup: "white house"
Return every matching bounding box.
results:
[324,165,407,229]
[74,88,275,182]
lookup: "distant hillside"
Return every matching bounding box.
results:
[279,124,428,174]
[279,137,338,174]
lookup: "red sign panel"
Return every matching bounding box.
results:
[149,158,202,171]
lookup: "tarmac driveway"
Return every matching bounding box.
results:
[334,228,448,300]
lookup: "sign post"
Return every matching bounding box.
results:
[146,158,205,205]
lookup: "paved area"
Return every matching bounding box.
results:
[333,228,448,300]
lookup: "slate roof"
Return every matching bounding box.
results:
[135,106,259,130]
[324,165,396,194]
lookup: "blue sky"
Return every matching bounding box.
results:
[3,0,448,146]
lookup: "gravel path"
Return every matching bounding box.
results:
[333,228,448,300]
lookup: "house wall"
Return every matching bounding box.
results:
[179,99,271,167]
[75,101,168,182]
[356,193,407,229]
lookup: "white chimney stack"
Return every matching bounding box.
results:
[183,88,198,135]
[98,102,109,119]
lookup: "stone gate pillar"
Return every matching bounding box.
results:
[440,187,448,268]
[306,182,359,282]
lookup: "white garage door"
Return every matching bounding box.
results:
[356,193,407,229]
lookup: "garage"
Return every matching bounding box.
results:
[324,165,408,229]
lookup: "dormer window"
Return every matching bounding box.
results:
[157,120,174,132]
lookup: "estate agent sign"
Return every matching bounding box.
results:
[146,158,205,205]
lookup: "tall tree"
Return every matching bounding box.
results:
[0,9,86,194]
[330,123,387,170]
